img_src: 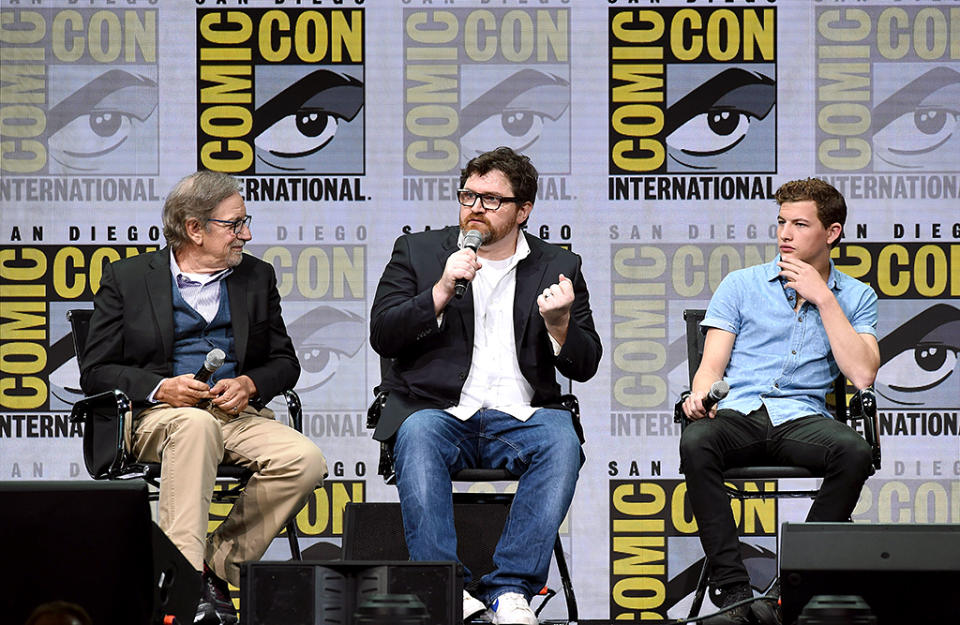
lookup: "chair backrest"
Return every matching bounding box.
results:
[67,308,94,368]
[682,308,848,423]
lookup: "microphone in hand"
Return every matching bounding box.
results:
[701,379,730,412]
[194,348,225,407]
[454,229,484,299]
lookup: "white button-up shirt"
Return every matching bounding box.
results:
[448,232,541,422]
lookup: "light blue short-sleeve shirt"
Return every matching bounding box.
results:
[702,256,878,426]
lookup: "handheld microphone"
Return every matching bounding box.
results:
[454,229,484,299]
[194,348,225,383]
[701,379,730,412]
[194,348,225,408]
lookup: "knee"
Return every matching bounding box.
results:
[835,434,873,475]
[548,427,582,464]
[301,444,328,485]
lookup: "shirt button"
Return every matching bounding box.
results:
[791,350,797,355]
[774,382,779,388]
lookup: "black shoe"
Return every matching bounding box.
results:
[195,563,239,625]
[750,578,781,625]
[702,582,754,625]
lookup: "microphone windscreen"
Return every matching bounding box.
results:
[463,229,484,251]
[205,348,226,370]
[709,379,730,400]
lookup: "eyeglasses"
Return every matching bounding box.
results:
[457,189,519,211]
[207,215,252,234]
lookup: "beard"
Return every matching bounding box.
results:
[460,213,515,248]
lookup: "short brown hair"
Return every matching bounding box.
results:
[775,177,846,247]
[460,146,538,208]
[162,171,241,250]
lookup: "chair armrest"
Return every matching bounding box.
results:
[560,393,585,445]
[847,387,881,471]
[282,389,303,433]
[673,392,691,429]
[365,391,396,483]
[367,390,388,429]
[70,390,137,480]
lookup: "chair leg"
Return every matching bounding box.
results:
[552,533,578,623]
[688,557,710,619]
[284,518,301,560]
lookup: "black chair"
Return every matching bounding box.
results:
[66,308,304,560]
[673,308,881,619]
[366,390,581,622]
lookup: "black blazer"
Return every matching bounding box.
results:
[79,247,300,415]
[370,227,602,441]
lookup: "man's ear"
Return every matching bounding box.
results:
[185,218,205,246]
[517,201,534,226]
[826,222,842,246]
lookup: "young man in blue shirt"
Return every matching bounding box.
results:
[679,178,880,625]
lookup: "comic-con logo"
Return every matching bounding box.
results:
[608,7,776,176]
[196,9,364,176]
[403,8,571,176]
[257,244,366,412]
[0,8,158,176]
[816,6,960,173]
[609,479,777,621]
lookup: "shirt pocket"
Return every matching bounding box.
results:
[803,313,831,359]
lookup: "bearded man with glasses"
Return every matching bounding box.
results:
[80,170,328,625]
[370,147,602,625]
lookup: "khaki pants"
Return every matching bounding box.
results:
[132,404,327,586]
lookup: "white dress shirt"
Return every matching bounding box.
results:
[448,232,543,422]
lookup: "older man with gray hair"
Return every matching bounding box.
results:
[81,171,327,625]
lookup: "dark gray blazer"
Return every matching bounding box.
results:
[79,247,300,415]
[369,226,602,441]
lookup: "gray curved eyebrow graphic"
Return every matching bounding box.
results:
[872,66,960,134]
[460,68,569,135]
[665,68,775,138]
[879,304,960,365]
[47,69,157,135]
[253,69,364,138]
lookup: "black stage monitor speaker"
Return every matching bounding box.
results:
[342,501,508,582]
[780,522,960,625]
[0,480,200,625]
[240,560,462,625]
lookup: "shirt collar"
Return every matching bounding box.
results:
[169,249,232,286]
[766,255,842,291]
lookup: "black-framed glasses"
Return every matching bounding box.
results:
[457,189,519,211]
[207,215,252,234]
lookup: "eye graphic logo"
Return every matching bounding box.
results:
[876,304,960,407]
[872,66,960,172]
[287,305,365,396]
[665,67,776,173]
[253,68,364,174]
[459,68,570,171]
[47,69,158,175]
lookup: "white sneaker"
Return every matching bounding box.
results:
[463,589,487,622]
[490,592,537,625]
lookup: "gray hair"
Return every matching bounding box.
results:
[162,171,241,250]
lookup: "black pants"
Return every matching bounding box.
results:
[679,406,873,588]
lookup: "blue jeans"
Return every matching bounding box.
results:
[393,407,583,603]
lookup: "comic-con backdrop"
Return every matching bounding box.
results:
[2,1,958,620]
